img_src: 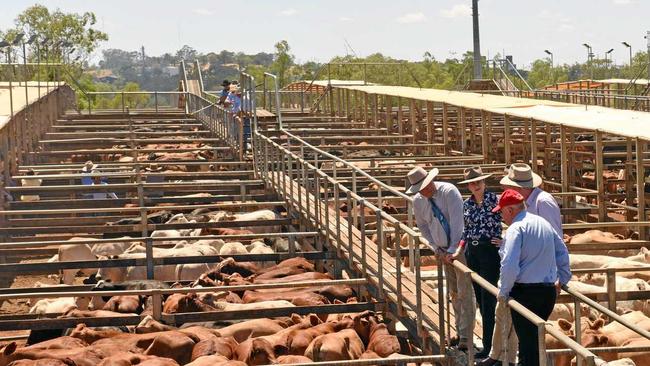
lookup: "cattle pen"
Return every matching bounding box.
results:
[0,59,649,366]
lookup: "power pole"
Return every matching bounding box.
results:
[141,46,146,81]
[472,0,482,79]
[646,31,650,79]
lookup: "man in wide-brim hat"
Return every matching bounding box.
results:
[499,163,562,236]
[406,166,475,351]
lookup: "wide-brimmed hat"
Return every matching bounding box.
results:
[458,166,492,184]
[82,161,97,172]
[406,167,439,195]
[145,163,163,172]
[499,163,542,188]
[221,79,230,87]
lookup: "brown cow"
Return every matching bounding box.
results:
[185,355,228,366]
[366,318,400,357]
[102,296,143,314]
[191,337,238,361]
[68,324,124,344]
[304,328,365,362]
[142,332,196,365]
[252,272,332,284]
[97,352,179,366]
[216,317,295,343]
[0,342,103,366]
[275,355,312,364]
[241,290,329,307]
[162,293,217,314]
[234,338,276,366]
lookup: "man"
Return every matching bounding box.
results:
[407,166,475,351]
[217,80,230,105]
[492,189,571,366]
[500,163,562,236]
[91,171,118,200]
[481,163,565,366]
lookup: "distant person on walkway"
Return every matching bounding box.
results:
[500,163,563,236]
[218,79,230,105]
[144,163,165,198]
[225,84,242,114]
[407,166,475,351]
[453,167,501,360]
[20,169,43,202]
[493,189,571,366]
[91,170,118,200]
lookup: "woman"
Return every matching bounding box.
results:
[453,166,502,359]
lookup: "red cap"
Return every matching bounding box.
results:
[492,189,525,213]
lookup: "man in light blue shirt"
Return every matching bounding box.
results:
[492,189,570,366]
[407,167,475,351]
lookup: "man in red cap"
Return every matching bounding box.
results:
[491,189,570,366]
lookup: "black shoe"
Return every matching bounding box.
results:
[475,358,501,366]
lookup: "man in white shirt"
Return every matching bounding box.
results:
[407,166,475,351]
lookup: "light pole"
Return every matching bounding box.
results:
[622,41,632,67]
[583,43,593,79]
[645,31,650,79]
[544,49,554,83]
[605,48,614,77]
[0,39,13,118]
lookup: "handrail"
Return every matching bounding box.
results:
[497,56,533,91]
[263,72,283,129]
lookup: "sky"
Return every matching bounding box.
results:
[0,0,648,68]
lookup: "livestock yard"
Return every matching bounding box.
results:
[1,57,650,366]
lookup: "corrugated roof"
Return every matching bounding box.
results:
[333,84,650,140]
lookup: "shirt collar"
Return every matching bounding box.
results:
[513,210,527,223]
[526,187,542,206]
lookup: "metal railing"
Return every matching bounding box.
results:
[246,73,650,365]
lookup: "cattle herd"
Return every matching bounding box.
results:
[3,112,650,366]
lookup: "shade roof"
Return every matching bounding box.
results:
[332,84,650,140]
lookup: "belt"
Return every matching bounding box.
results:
[468,239,492,246]
[514,282,555,288]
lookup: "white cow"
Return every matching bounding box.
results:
[29,297,77,314]
[58,242,97,285]
[246,241,275,268]
[219,242,248,256]
[222,209,280,234]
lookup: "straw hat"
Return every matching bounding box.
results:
[458,166,492,185]
[406,167,439,195]
[145,163,163,172]
[499,163,542,188]
[82,160,97,173]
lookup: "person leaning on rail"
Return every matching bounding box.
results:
[451,166,502,360]
[217,79,230,105]
[500,163,563,237]
[492,189,571,366]
[407,166,476,352]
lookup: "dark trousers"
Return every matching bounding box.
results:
[509,284,557,366]
[465,241,500,354]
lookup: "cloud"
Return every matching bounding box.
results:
[279,8,298,16]
[440,4,471,18]
[339,17,353,22]
[192,8,213,16]
[396,12,427,24]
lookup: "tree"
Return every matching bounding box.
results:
[271,40,294,86]
[13,4,107,63]
[175,45,197,62]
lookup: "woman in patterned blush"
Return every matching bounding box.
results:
[452,166,502,360]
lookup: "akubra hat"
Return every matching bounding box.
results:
[82,160,98,173]
[499,163,542,188]
[458,166,492,184]
[406,167,439,195]
[145,163,164,172]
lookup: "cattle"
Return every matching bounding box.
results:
[304,328,365,362]
[219,242,248,256]
[275,355,312,364]
[234,338,276,365]
[190,337,239,361]
[241,290,329,307]
[245,241,275,268]
[0,342,104,366]
[252,272,333,285]
[29,298,77,315]
[220,209,282,235]
[366,318,400,358]
[57,242,97,285]
[96,353,179,366]
[102,295,143,314]
[135,315,176,334]
[215,317,295,343]
[185,355,228,366]
[162,293,217,313]
[176,263,212,281]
